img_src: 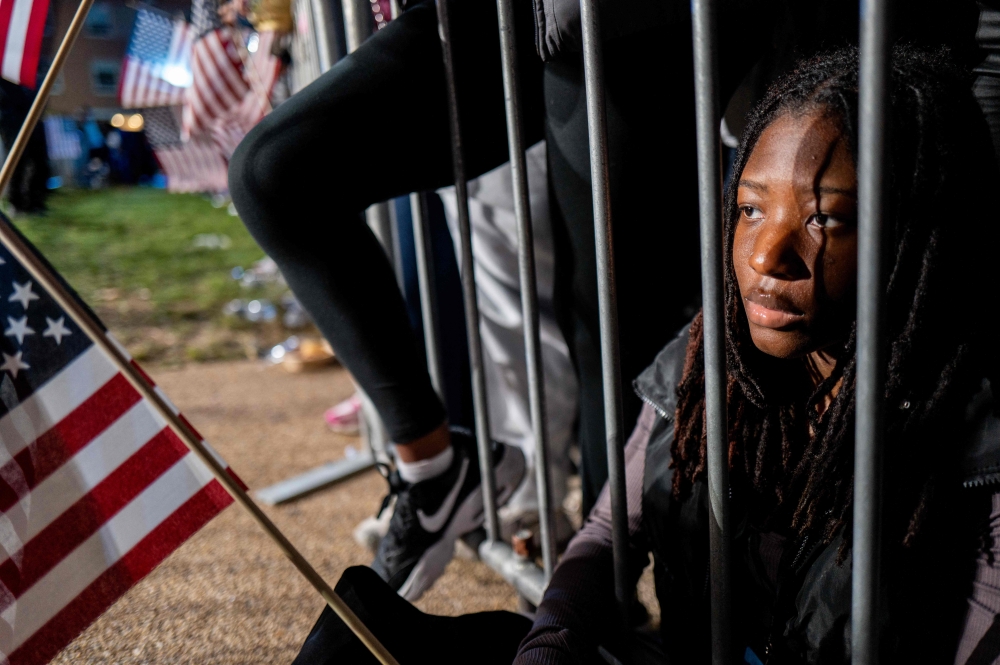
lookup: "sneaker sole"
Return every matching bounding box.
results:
[396,445,526,601]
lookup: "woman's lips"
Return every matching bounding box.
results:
[743,290,805,329]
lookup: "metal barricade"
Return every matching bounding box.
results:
[690,2,731,662]
[433,0,502,549]
[302,0,891,655]
[577,0,630,628]
[852,0,890,662]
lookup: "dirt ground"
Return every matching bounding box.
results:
[52,360,521,664]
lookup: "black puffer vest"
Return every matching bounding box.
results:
[633,325,1000,665]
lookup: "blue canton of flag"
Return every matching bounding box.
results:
[120,9,193,109]
[190,0,222,38]
[0,246,87,411]
[128,9,175,63]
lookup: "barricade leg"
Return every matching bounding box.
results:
[494,0,556,579]
[578,0,629,627]
[690,1,731,662]
[852,0,890,662]
[434,0,501,542]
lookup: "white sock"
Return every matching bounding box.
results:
[396,446,454,484]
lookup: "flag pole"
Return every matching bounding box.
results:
[0,0,93,194]
[230,26,273,115]
[0,5,400,665]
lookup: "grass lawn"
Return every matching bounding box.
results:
[13,187,294,364]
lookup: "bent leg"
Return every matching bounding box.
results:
[229,0,542,443]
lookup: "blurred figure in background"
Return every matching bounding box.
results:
[0,79,50,214]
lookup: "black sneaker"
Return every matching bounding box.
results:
[371,430,526,601]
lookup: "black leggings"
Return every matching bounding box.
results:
[230,0,707,508]
[229,0,544,443]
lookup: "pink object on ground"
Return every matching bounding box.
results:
[325,394,362,434]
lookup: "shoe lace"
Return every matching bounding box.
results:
[375,461,406,519]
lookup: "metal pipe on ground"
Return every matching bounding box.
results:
[690,0,731,662]
[434,0,501,542]
[852,0,890,662]
[578,0,629,627]
[493,0,557,579]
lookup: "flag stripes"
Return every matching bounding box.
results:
[0,240,237,664]
[0,0,49,86]
[0,345,116,461]
[152,140,229,192]
[0,373,140,514]
[120,14,193,109]
[3,465,226,663]
[8,482,230,665]
[183,29,247,139]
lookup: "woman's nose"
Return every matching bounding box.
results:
[749,218,810,280]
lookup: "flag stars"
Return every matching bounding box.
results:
[4,316,34,345]
[42,316,72,344]
[8,281,39,310]
[0,351,29,378]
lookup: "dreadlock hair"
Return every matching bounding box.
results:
[670,44,1000,551]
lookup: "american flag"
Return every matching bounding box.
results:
[0,0,50,87]
[119,9,193,109]
[42,116,81,161]
[182,0,248,140]
[0,228,236,663]
[144,106,229,193]
[206,30,281,159]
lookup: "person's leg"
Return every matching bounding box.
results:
[230,0,542,448]
[229,0,542,597]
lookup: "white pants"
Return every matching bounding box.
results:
[438,141,577,512]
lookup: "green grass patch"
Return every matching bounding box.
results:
[12,187,292,363]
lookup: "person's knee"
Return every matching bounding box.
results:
[228,115,310,249]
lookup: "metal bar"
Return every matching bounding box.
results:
[494,0,556,579]
[691,0,731,661]
[256,451,376,505]
[387,198,406,291]
[579,0,629,626]
[310,0,338,72]
[342,0,372,53]
[366,202,396,267]
[411,192,445,396]
[434,0,501,541]
[479,541,547,606]
[852,0,890,662]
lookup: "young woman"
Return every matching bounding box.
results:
[515,45,1000,664]
[294,44,1000,665]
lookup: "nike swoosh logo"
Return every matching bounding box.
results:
[416,457,469,534]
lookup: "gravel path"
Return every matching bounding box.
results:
[52,360,518,664]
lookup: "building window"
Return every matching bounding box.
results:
[90,59,120,96]
[84,2,114,38]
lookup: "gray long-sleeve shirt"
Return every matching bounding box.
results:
[514,403,1000,664]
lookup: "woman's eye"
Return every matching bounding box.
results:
[741,206,763,220]
[808,213,843,228]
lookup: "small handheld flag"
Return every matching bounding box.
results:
[0,0,51,87]
[0,225,238,664]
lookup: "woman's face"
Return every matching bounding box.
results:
[734,110,858,359]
